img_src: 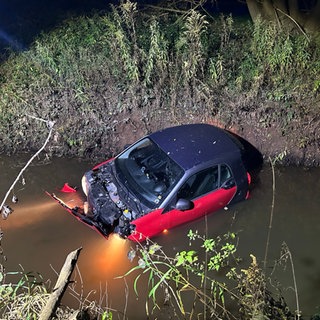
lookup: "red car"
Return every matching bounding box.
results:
[50,124,261,242]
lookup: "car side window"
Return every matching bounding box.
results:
[220,164,232,185]
[177,166,219,201]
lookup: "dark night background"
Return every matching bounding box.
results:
[0,0,112,52]
[0,0,249,54]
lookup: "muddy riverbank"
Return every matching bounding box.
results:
[2,91,319,168]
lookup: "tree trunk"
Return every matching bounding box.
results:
[245,0,320,34]
[246,0,264,21]
[304,1,320,32]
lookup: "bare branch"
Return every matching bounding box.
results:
[0,116,55,218]
[275,7,310,41]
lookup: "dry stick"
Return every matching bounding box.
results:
[0,118,55,216]
[203,214,208,320]
[281,244,301,319]
[39,248,82,320]
[263,157,276,271]
[122,277,129,320]
[291,257,301,320]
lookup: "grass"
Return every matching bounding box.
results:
[0,248,116,320]
[0,2,318,159]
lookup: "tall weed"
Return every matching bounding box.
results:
[123,231,297,319]
[176,10,208,86]
[144,19,168,86]
[106,2,140,84]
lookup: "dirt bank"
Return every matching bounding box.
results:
[77,93,319,167]
[0,80,318,167]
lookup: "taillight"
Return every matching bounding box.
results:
[245,172,251,199]
[247,172,251,185]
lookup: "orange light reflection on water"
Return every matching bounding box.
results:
[1,190,86,230]
[65,235,143,315]
[1,201,58,229]
[81,234,132,281]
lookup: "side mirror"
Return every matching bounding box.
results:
[221,178,236,190]
[175,198,194,211]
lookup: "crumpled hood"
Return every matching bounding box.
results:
[86,164,122,226]
[84,161,138,238]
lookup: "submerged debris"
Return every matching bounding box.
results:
[11,195,18,203]
[127,248,136,262]
[1,205,13,219]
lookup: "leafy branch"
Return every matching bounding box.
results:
[121,231,241,319]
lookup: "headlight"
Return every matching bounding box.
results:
[81,175,89,196]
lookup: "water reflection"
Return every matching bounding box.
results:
[2,201,57,229]
[0,155,320,318]
[91,235,130,274]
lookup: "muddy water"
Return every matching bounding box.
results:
[0,155,320,318]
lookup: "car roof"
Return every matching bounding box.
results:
[149,123,242,170]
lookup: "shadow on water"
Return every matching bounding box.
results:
[0,155,320,318]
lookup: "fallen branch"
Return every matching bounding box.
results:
[39,248,82,320]
[0,117,55,218]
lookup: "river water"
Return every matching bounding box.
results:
[0,155,319,319]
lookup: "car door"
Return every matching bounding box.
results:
[161,164,237,230]
[129,164,237,242]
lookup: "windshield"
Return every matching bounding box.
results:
[115,138,184,209]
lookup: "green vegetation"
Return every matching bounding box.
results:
[0,1,319,162]
[0,248,114,319]
[0,267,49,319]
[122,231,299,319]
[0,268,114,319]
[0,228,310,319]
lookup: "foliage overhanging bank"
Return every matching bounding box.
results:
[0,1,319,162]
